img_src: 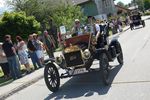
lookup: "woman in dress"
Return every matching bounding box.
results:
[16,36,31,73]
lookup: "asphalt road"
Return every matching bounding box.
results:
[6,19,150,100]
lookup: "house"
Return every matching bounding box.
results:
[70,0,116,20]
[115,5,131,15]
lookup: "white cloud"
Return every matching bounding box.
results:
[0,0,10,15]
[0,0,5,8]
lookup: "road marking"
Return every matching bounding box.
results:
[113,80,150,85]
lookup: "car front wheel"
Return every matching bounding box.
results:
[44,63,60,92]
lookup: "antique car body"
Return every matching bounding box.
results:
[44,25,123,92]
[130,11,145,30]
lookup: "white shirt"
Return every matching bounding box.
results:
[95,23,100,32]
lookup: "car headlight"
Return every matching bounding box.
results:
[83,49,91,60]
[55,55,63,65]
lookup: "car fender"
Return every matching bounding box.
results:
[44,58,60,69]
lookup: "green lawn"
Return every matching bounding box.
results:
[0,68,4,77]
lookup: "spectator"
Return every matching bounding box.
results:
[117,18,123,32]
[112,19,118,34]
[16,36,31,74]
[43,30,55,58]
[2,35,21,80]
[27,35,42,70]
[33,34,44,66]
[49,20,58,48]
[0,42,10,79]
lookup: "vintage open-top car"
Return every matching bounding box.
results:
[44,25,124,92]
[130,11,145,30]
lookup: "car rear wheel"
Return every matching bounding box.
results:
[100,53,110,86]
[117,43,124,65]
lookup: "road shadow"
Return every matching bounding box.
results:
[132,26,144,30]
[145,17,150,20]
[44,64,122,100]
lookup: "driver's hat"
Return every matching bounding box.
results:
[75,19,80,22]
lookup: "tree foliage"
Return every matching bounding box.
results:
[6,0,85,31]
[0,12,40,42]
[117,1,125,7]
[144,0,150,10]
[50,4,86,31]
[131,0,150,11]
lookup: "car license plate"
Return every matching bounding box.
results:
[73,68,87,74]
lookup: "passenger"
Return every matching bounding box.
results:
[71,19,84,36]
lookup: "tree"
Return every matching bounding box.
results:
[0,12,40,42]
[50,4,86,31]
[144,0,150,10]
[131,0,145,11]
[6,0,85,31]
[117,1,125,7]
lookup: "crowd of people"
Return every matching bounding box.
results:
[0,32,55,80]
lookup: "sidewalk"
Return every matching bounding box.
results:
[0,68,44,99]
[0,52,61,100]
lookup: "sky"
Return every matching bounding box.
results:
[0,0,9,15]
[0,0,13,15]
[114,0,132,5]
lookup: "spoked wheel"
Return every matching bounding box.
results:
[44,63,60,92]
[117,42,124,65]
[100,53,110,86]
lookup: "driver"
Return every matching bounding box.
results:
[85,16,100,41]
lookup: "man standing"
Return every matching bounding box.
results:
[27,34,43,69]
[43,30,55,58]
[2,35,21,80]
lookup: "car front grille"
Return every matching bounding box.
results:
[64,50,84,67]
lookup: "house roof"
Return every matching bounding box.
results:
[128,5,138,10]
[71,0,90,5]
[115,5,131,12]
